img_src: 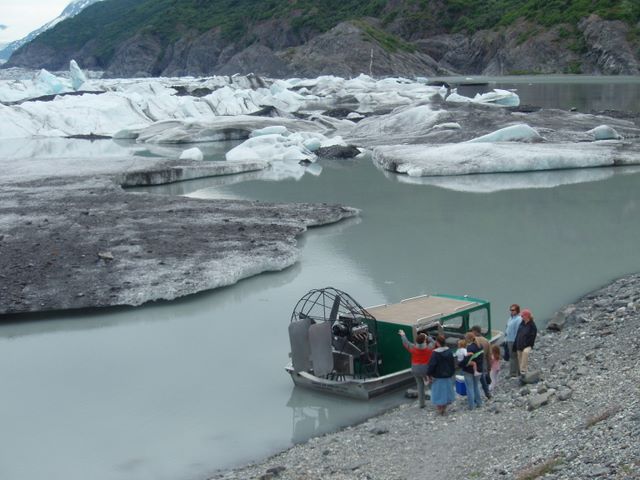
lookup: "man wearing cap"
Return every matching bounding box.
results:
[514,309,537,375]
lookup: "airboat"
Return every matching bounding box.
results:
[286,287,504,400]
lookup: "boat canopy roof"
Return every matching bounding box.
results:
[365,294,484,326]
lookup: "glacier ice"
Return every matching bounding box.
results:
[373,142,639,177]
[226,134,316,163]
[69,60,87,90]
[2,71,639,179]
[34,69,66,95]
[588,125,622,140]
[447,88,520,107]
[389,166,640,193]
[179,147,204,161]
[465,124,542,143]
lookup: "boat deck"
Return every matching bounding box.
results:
[365,295,481,326]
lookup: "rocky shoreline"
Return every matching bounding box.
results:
[216,274,640,480]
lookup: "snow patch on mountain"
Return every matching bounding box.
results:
[0,0,104,62]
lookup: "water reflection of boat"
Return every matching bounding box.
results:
[286,386,405,444]
[285,287,503,400]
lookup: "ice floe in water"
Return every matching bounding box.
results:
[465,124,543,143]
[179,147,204,161]
[226,127,345,163]
[446,88,520,107]
[388,166,640,192]
[374,142,640,177]
[588,125,622,140]
[2,67,640,181]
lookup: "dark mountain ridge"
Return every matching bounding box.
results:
[5,0,640,77]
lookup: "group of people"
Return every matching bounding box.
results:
[398,304,538,415]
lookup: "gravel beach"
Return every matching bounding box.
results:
[215,274,640,480]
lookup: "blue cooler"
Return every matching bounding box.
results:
[455,375,466,396]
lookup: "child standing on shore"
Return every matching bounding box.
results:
[489,344,501,391]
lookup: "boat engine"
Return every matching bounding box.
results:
[289,287,379,379]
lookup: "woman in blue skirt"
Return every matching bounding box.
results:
[427,334,456,415]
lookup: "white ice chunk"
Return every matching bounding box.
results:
[179,147,204,161]
[466,124,542,143]
[69,60,87,91]
[588,125,622,140]
[226,134,316,163]
[373,142,639,177]
[348,104,448,142]
[305,163,323,176]
[447,88,520,107]
[391,167,640,193]
[432,122,461,130]
[475,89,520,107]
[204,86,265,116]
[303,138,322,151]
[34,69,67,95]
[319,135,346,147]
[250,126,288,137]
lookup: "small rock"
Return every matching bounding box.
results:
[586,466,610,477]
[97,251,114,261]
[315,145,361,159]
[527,393,551,411]
[369,427,388,435]
[557,389,573,401]
[520,371,541,384]
[576,366,589,376]
[265,466,285,476]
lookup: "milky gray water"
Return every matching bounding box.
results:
[1,78,640,480]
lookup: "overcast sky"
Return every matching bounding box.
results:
[0,0,70,44]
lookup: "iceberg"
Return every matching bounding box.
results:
[226,134,316,163]
[69,60,87,91]
[179,147,204,161]
[347,104,450,145]
[226,126,346,165]
[389,166,640,193]
[120,116,325,144]
[250,126,289,137]
[373,142,640,177]
[588,125,622,141]
[465,124,543,143]
[447,88,520,107]
[34,69,66,95]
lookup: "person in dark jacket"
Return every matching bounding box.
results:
[426,334,456,415]
[470,325,492,400]
[514,309,537,374]
[460,332,483,409]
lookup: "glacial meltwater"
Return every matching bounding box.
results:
[1,78,640,480]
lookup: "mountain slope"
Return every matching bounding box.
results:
[0,0,105,62]
[5,0,640,77]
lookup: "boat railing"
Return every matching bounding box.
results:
[454,302,476,311]
[416,312,443,323]
[400,294,430,303]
